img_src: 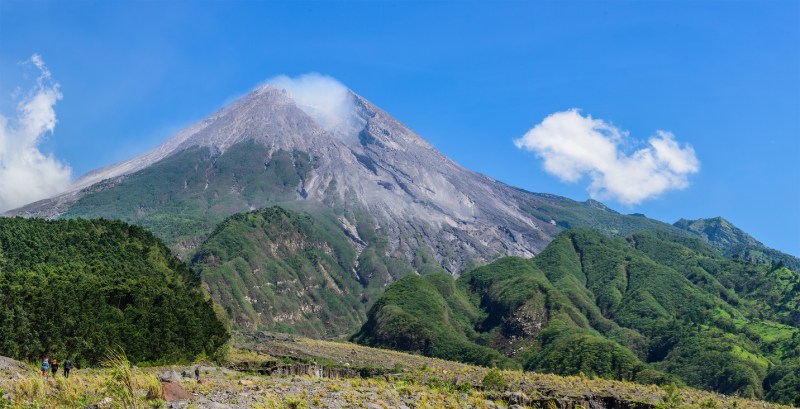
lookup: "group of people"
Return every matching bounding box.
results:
[41,357,73,378]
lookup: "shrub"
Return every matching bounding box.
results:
[482,368,508,391]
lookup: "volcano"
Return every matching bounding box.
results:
[9,77,683,273]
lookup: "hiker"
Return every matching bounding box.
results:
[51,359,59,377]
[41,358,49,377]
[194,366,200,381]
[64,358,73,378]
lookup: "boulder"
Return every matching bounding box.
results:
[161,381,192,401]
[0,356,35,378]
[158,370,182,383]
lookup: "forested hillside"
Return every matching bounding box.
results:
[353,229,800,405]
[192,207,365,337]
[0,217,229,366]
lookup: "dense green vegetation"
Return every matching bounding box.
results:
[0,217,228,366]
[764,357,800,406]
[354,229,800,403]
[64,142,315,250]
[352,272,514,368]
[192,207,365,337]
[192,205,452,337]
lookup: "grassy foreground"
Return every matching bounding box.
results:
[1,335,794,408]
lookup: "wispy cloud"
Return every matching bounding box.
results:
[267,73,356,132]
[0,54,72,212]
[514,109,699,205]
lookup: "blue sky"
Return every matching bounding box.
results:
[1,1,798,255]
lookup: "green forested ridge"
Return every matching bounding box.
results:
[518,193,691,239]
[629,231,800,327]
[353,229,800,404]
[192,207,366,337]
[352,271,514,368]
[191,206,450,337]
[0,217,228,366]
[674,217,800,272]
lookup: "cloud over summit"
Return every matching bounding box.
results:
[0,54,72,212]
[268,73,356,132]
[514,109,699,205]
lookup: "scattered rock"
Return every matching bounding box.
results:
[193,398,232,409]
[182,369,199,379]
[0,356,34,376]
[238,379,253,386]
[84,397,113,409]
[162,381,192,402]
[198,365,236,375]
[505,392,526,405]
[158,370,182,383]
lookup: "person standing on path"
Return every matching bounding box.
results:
[41,358,49,377]
[51,359,59,377]
[64,358,73,378]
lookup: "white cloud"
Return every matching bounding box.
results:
[267,73,356,132]
[514,109,699,205]
[0,54,72,212]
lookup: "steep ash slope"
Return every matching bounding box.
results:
[9,84,687,274]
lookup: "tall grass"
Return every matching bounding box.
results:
[102,348,138,409]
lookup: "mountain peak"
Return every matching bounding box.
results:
[674,216,760,247]
[263,74,358,133]
[674,217,800,270]
[9,76,712,276]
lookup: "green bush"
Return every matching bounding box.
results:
[481,368,508,390]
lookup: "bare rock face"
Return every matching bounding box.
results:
[161,381,192,402]
[0,355,34,380]
[8,84,564,272]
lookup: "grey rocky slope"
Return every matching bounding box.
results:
[9,83,687,273]
[674,217,800,271]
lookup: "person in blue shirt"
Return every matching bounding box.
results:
[41,358,50,377]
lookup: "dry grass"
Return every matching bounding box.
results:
[239,334,796,409]
[0,337,794,409]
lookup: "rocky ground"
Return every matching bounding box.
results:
[0,356,33,379]
[0,335,794,408]
[151,367,512,409]
[0,360,527,409]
